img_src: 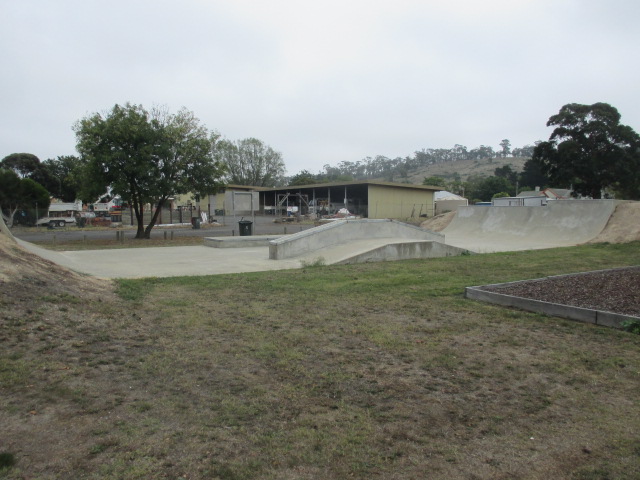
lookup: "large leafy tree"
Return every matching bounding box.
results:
[531,103,640,199]
[75,103,225,239]
[465,175,514,202]
[40,156,84,202]
[0,152,54,193]
[520,154,550,191]
[0,169,50,227]
[0,153,42,178]
[217,137,286,187]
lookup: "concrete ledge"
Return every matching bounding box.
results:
[269,219,445,260]
[205,235,283,248]
[335,241,470,265]
[465,274,639,329]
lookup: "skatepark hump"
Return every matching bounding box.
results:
[441,199,619,253]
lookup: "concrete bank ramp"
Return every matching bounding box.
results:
[442,200,618,253]
[269,219,463,264]
[331,240,469,265]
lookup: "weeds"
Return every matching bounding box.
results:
[621,319,640,334]
[0,452,15,469]
[300,256,327,268]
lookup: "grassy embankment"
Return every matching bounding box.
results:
[1,242,639,479]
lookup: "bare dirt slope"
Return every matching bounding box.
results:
[0,230,107,293]
[588,201,640,244]
[420,211,456,232]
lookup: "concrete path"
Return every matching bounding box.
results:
[17,236,430,279]
[17,235,442,279]
[17,239,304,279]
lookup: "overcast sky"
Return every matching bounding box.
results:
[2,0,639,176]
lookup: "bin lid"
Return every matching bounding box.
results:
[238,220,253,224]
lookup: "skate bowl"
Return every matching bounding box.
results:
[442,199,619,253]
[269,219,446,260]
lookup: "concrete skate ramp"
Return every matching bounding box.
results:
[269,219,444,260]
[442,200,618,253]
[332,240,470,265]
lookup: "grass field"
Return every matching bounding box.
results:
[2,242,640,479]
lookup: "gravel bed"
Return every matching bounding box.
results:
[483,266,640,317]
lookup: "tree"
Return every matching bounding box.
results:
[0,153,42,178]
[519,157,550,191]
[0,169,50,227]
[40,156,84,202]
[499,139,511,158]
[465,175,514,202]
[512,144,535,158]
[531,103,640,199]
[75,103,225,239]
[493,165,518,185]
[422,176,448,187]
[289,170,319,186]
[216,137,286,187]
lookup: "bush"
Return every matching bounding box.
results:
[621,319,640,335]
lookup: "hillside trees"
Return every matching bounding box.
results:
[531,103,640,199]
[499,139,511,157]
[289,170,322,186]
[75,103,225,239]
[312,142,531,183]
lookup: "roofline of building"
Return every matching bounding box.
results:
[262,180,443,192]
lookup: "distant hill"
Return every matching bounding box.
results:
[404,156,529,184]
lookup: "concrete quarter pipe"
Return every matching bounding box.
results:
[442,200,619,253]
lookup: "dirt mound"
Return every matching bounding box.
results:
[588,201,640,244]
[420,211,456,232]
[0,230,108,296]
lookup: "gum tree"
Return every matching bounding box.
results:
[216,137,286,187]
[75,103,226,239]
[531,103,640,199]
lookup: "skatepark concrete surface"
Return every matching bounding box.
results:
[16,239,304,279]
[14,201,620,278]
[15,220,464,279]
[441,199,619,253]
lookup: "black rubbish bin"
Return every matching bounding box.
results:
[193,218,201,229]
[238,219,253,236]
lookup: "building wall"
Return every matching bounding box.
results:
[367,185,435,219]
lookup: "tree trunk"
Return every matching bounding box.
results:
[0,211,16,241]
[143,197,168,239]
[1,207,18,229]
[133,201,146,239]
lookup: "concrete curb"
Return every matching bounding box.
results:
[205,235,283,248]
[465,266,640,329]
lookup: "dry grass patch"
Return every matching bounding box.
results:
[1,242,640,478]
